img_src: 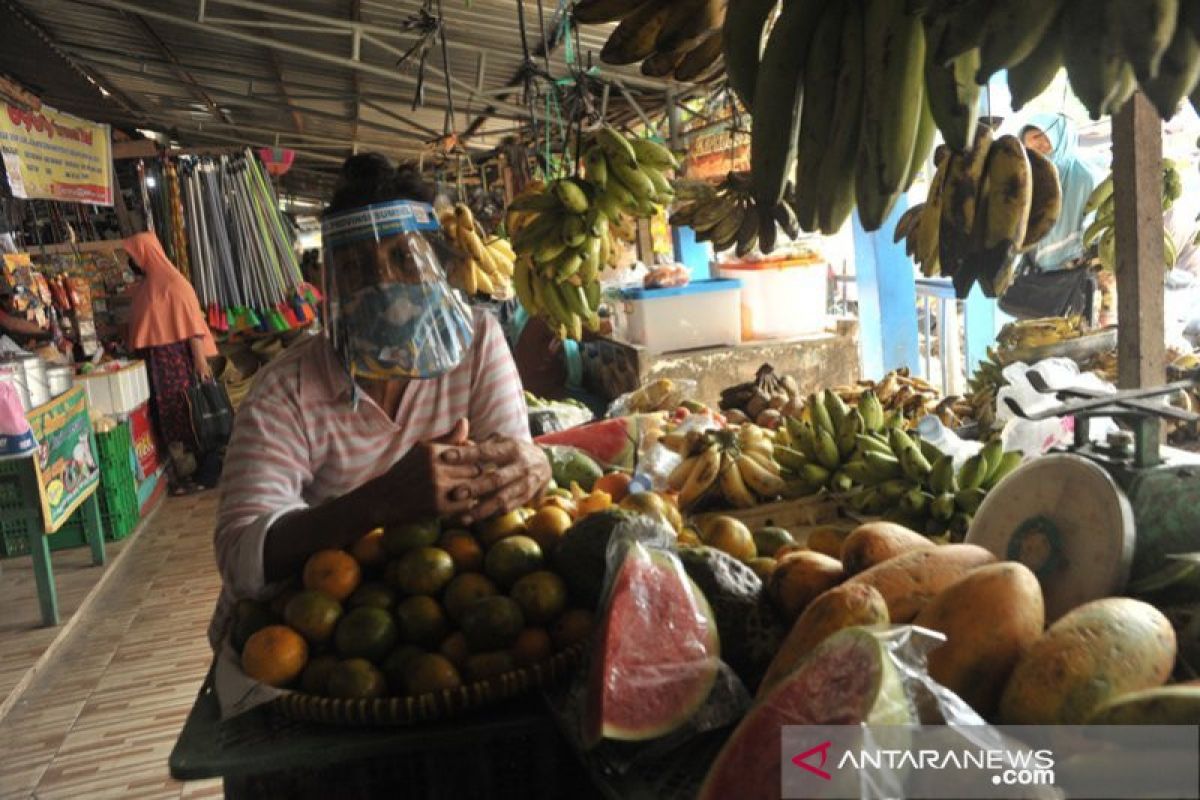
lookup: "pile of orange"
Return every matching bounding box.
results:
[237,511,594,701]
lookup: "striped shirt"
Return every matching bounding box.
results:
[208,308,529,645]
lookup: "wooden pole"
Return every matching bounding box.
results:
[1111,92,1164,390]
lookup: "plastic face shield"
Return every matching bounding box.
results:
[321,200,474,381]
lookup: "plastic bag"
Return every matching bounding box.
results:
[551,532,750,773]
[637,411,724,492]
[526,396,594,436]
[606,377,698,417]
[996,359,1120,456]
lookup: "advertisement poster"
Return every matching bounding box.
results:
[0,103,113,205]
[682,101,750,182]
[27,385,99,533]
[129,401,160,481]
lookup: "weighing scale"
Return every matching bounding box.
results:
[966,374,1200,621]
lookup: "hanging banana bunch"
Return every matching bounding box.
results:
[1081,159,1183,272]
[439,203,515,299]
[508,126,678,340]
[669,173,800,257]
[572,0,727,83]
[893,127,1063,299]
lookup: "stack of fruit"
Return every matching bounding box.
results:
[662,424,786,510]
[439,203,514,299]
[1083,160,1184,272]
[234,513,596,700]
[817,369,951,431]
[772,388,892,496]
[509,127,677,340]
[717,363,802,429]
[572,0,726,82]
[669,173,801,256]
[996,315,1085,352]
[896,127,1062,298]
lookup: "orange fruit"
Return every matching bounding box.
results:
[576,490,613,518]
[385,547,455,596]
[438,529,484,573]
[283,590,343,645]
[619,491,676,531]
[268,586,300,618]
[299,653,340,695]
[327,658,387,699]
[748,556,778,582]
[775,543,807,560]
[382,518,441,556]
[513,628,553,666]
[476,510,527,548]
[701,516,757,562]
[394,595,449,648]
[443,573,499,624]
[593,472,632,502]
[509,570,567,625]
[484,535,545,588]
[550,609,594,650]
[464,651,516,682]
[350,528,388,568]
[334,606,398,662]
[404,653,462,694]
[459,596,525,651]
[525,507,572,554]
[303,550,362,601]
[241,625,308,687]
[538,495,577,518]
[346,581,396,611]
[438,631,471,668]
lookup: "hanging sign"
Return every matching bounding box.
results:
[682,101,750,182]
[0,103,114,205]
[27,385,100,533]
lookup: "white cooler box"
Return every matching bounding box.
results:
[717,259,829,340]
[76,360,150,417]
[617,278,742,353]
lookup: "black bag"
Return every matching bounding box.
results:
[998,258,1097,321]
[187,380,234,453]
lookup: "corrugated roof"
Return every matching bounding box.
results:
[0,0,700,198]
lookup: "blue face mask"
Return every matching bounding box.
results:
[337,280,474,380]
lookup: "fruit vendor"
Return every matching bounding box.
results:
[209,154,550,645]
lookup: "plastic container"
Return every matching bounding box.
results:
[717,258,829,340]
[46,365,74,398]
[75,360,150,416]
[617,278,742,353]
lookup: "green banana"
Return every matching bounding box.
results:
[815,0,865,235]
[983,450,1023,489]
[887,426,918,456]
[975,0,1067,83]
[1007,17,1065,110]
[554,251,584,283]
[795,421,820,463]
[595,126,637,163]
[554,179,590,214]
[931,492,957,522]
[933,0,992,63]
[799,463,832,486]
[864,451,903,481]
[735,205,760,258]
[1140,12,1200,120]
[600,1,673,64]
[918,436,944,465]
[929,454,959,494]
[809,392,835,435]
[513,258,537,312]
[842,460,874,485]
[629,137,679,170]
[837,409,865,459]
[899,489,930,516]
[1112,0,1179,82]
[954,488,987,514]
[560,215,587,248]
[722,0,778,110]
[774,446,808,473]
[1062,0,1125,120]
[794,1,845,233]
[858,390,885,431]
[878,478,914,502]
[900,445,933,482]
[923,19,980,153]
[957,454,988,490]
[855,433,893,457]
[815,428,842,470]
[978,439,1005,482]
[750,0,826,211]
[584,147,609,189]
[823,389,851,432]
[609,156,656,201]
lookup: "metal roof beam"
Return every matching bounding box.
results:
[129,13,233,127]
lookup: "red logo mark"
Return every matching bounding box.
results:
[792,741,833,780]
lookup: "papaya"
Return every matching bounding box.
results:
[844,544,996,622]
[912,562,1044,717]
[803,525,854,559]
[999,597,1176,724]
[767,551,845,622]
[757,583,889,699]
[840,522,933,575]
[1086,686,1200,724]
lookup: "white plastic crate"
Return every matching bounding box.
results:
[617,278,742,354]
[76,360,150,417]
[717,259,829,340]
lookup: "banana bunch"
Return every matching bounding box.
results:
[439,203,515,299]
[895,126,1062,299]
[929,0,1200,121]
[663,425,787,510]
[508,128,676,340]
[996,315,1084,351]
[573,0,726,82]
[830,369,945,430]
[1082,160,1183,272]
[718,363,802,428]
[846,437,1023,539]
[965,349,1007,432]
[669,173,801,256]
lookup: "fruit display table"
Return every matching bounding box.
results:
[169,672,602,800]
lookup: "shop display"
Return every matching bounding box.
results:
[438,202,514,299]
[669,172,799,256]
[573,0,726,83]
[1084,159,1184,271]
[896,129,1063,298]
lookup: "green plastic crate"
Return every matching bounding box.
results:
[1,516,88,558]
[96,423,134,472]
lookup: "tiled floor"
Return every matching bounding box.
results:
[0,493,224,799]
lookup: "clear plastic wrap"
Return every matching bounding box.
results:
[551,531,750,773]
[606,377,699,417]
[638,412,724,492]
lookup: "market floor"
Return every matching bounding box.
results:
[0,492,224,799]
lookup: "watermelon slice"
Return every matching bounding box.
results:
[535,416,639,470]
[698,627,912,800]
[584,543,720,745]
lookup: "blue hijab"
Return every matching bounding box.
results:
[1020,112,1104,271]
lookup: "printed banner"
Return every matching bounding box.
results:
[129,401,160,481]
[0,103,113,205]
[27,385,100,533]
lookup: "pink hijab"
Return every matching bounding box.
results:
[123,232,217,356]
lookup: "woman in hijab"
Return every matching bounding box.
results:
[124,229,217,494]
[1019,112,1105,272]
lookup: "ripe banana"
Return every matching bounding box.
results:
[1021,147,1062,250]
[440,203,514,300]
[736,452,786,498]
[719,451,757,508]
[679,444,721,509]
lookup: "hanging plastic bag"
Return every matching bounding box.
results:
[551,531,750,774]
[996,358,1117,456]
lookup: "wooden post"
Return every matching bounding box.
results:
[1112,92,1165,390]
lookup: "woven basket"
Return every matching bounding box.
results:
[272,643,587,727]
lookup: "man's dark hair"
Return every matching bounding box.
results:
[325,153,434,215]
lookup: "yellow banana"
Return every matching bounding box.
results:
[679,445,721,508]
[736,453,787,498]
[1021,147,1062,250]
[720,451,757,508]
[668,454,700,491]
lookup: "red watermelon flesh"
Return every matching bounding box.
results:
[698,627,911,800]
[535,417,637,469]
[584,544,720,746]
